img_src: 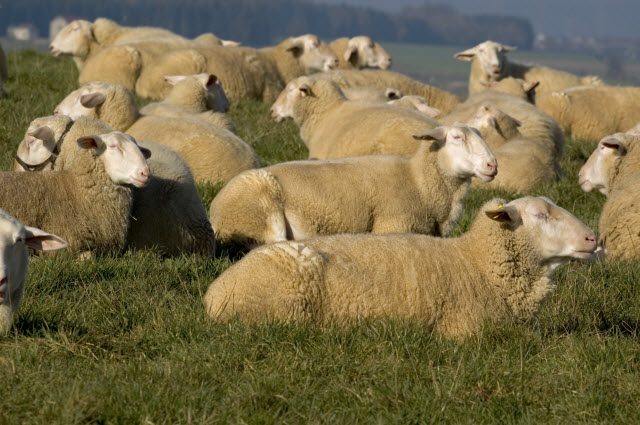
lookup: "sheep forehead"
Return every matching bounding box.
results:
[0,211,23,248]
[350,36,374,47]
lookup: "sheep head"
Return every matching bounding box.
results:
[343,36,392,70]
[454,40,515,81]
[49,20,94,60]
[284,35,339,73]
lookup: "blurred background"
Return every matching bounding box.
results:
[1,0,638,97]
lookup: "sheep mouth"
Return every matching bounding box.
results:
[0,283,6,302]
[130,176,149,187]
[476,172,496,182]
[572,249,597,260]
[49,47,63,57]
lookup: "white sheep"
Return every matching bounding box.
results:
[341,87,441,117]
[329,36,392,70]
[0,209,67,334]
[270,76,440,159]
[579,133,640,260]
[54,81,260,185]
[210,122,497,245]
[454,40,603,96]
[204,196,597,338]
[536,85,640,142]
[135,35,339,100]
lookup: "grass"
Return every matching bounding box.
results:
[1,50,640,424]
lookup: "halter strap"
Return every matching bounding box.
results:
[14,119,74,172]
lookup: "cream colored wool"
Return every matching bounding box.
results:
[204,197,596,338]
[136,35,338,100]
[536,85,640,142]
[342,86,400,102]
[441,89,564,160]
[273,77,440,159]
[329,36,392,70]
[0,116,133,254]
[480,77,539,103]
[315,69,460,115]
[465,105,522,150]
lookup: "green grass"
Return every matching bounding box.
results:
[1,50,640,424]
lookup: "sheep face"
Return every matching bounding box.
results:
[0,210,67,334]
[485,197,597,265]
[466,105,521,139]
[579,136,627,195]
[414,123,497,182]
[454,41,515,81]
[54,82,112,120]
[164,73,230,113]
[76,132,151,188]
[49,20,94,59]
[14,126,58,172]
[270,80,305,122]
[344,36,392,70]
[286,35,339,73]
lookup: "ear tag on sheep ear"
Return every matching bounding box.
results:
[486,205,513,222]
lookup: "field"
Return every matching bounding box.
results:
[1,50,640,424]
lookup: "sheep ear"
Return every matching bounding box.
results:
[139,147,152,159]
[453,47,478,61]
[413,127,447,141]
[523,81,539,93]
[343,45,358,63]
[285,39,305,56]
[80,93,106,108]
[163,75,187,86]
[76,135,105,151]
[205,74,218,87]
[28,126,55,142]
[500,44,516,53]
[23,226,68,251]
[385,88,401,100]
[298,84,312,97]
[485,204,519,223]
[601,138,627,155]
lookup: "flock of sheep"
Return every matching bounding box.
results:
[1,18,639,339]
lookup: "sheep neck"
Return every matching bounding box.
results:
[610,143,640,193]
[296,92,346,146]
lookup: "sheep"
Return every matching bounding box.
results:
[270,76,441,159]
[341,87,441,117]
[14,134,216,257]
[536,85,640,142]
[579,133,640,260]
[314,69,461,115]
[0,210,67,334]
[387,95,441,118]
[204,196,597,338]
[465,105,522,150]
[1,115,151,256]
[54,81,260,185]
[479,77,539,103]
[0,42,7,97]
[454,40,603,96]
[135,35,339,100]
[440,88,564,160]
[210,122,497,246]
[139,73,236,133]
[329,36,392,70]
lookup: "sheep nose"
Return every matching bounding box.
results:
[331,58,339,67]
[0,276,7,285]
[486,159,497,173]
[140,168,149,180]
[48,45,54,52]
[586,233,596,243]
[54,107,60,115]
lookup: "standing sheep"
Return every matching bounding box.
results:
[210,123,496,245]
[136,35,339,100]
[329,36,392,70]
[454,40,603,96]
[204,196,597,338]
[54,81,260,185]
[270,76,440,159]
[579,133,640,260]
[0,210,67,334]
[536,85,640,142]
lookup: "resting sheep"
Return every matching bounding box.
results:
[136,35,339,100]
[210,123,496,245]
[54,81,260,184]
[270,76,440,159]
[536,85,640,142]
[454,40,603,96]
[329,36,392,70]
[342,87,440,117]
[0,210,67,334]
[579,133,640,260]
[204,196,597,338]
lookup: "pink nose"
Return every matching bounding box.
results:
[331,58,339,67]
[140,168,149,180]
[54,107,60,115]
[270,107,277,118]
[486,160,497,175]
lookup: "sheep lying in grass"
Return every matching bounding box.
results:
[54,81,260,184]
[480,77,539,103]
[454,40,603,96]
[1,115,150,255]
[315,69,460,115]
[204,196,597,338]
[0,210,67,334]
[136,35,339,100]
[329,36,392,70]
[210,123,496,245]
[536,86,640,142]
[342,87,441,117]
[0,42,7,98]
[140,73,236,133]
[270,76,440,159]
[579,133,640,260]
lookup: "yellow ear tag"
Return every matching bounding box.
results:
[493,205,504,219]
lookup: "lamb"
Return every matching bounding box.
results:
[440,88,564,160]
[204,196,597,338]
[1,115,150,255]
[329,36,392,70]
[139,73,236,133]
[0,210,67,334]
[14,134,216,257]
[0,42,7,97]
[270,76,441,159]
[54,81,260,185]
[135,35,339,100]
[210,122,497,246]
[579,133,640,260]
[314,69,460,115]
[454,40,603,96]
[536,85,640,142]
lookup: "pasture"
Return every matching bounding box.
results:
[0,50,640,424]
